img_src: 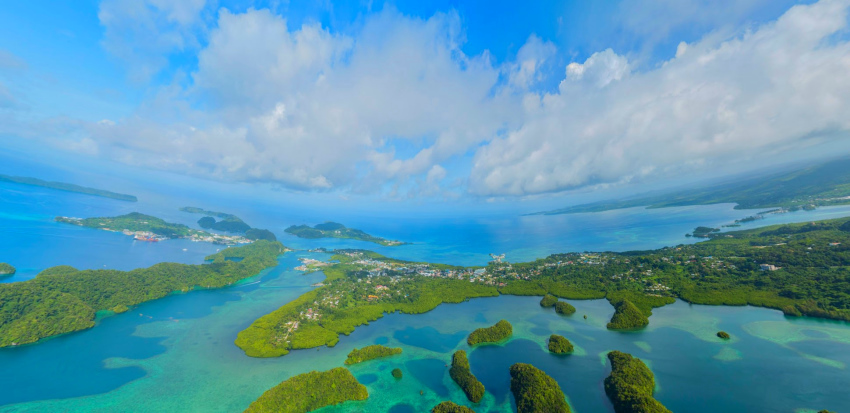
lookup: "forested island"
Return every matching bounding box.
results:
[449,350,485,403]
[606,298,652,330]
[0,263,15,277]
[0,174,137,202]
[510,363,571,413]
[56,212,257,245]
[0,240,285,347]
[244,367,367,413]
[467,320,513,345]
[604,351,671,413]
[344,344,402,365]
[548,334,573,354]
[432,401,475,413]
[534,157,850,215]
[285,222,405,246]
[180,206,277,241]
[237,216,850,358]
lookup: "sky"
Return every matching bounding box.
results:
[1,0,850,207]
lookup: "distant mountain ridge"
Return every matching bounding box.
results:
[533,158,850,215]
[0,174,137,202]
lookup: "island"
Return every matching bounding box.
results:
[237,216,850,358]
[0,240,285,347]
[344,344,402,365]
[449,350,485,403]
[604,351,671,413]
[548,334,573,354]
[540,294,558,307]
[467,320,512,346]
[532,158,850,215]
[432,401,475,413]
[179,206,279,241]
[510,363,570,413]
[606,298,650,330]
[56,212,255,245]
[687,226,720,238]
[0,262,15,277]
[243,367,368,413]
[0,174,137,202]
[554,301,576,315]
[391,368,403,379]
[285,222,405,246]
[716,331,730,339]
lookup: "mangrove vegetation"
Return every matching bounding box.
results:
[604,351,671,413]
[449,350,485,403]
[510,363,570,413]
[344,344,402,365]
[467,320,512,346]
[243,367,367,413]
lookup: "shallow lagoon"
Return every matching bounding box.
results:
[2,251,848,412]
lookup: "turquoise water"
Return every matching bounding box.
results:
[3,183,850,412]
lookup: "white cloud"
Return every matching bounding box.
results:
[470,0,850,195]
[86,7,517,193]
[564,49,630,88]
[39,0,850,199]
[99,0,209,81]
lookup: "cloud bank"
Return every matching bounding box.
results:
[26,0,850,197]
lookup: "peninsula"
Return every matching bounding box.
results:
[237,216,850,358]
[0,173,137,202]
[56,212,254,245]
[285,222,404,246]
[0,240,285,347]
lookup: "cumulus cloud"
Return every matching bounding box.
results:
[86,7,517,193]
[469,0,850,195]
[42,0,850,198]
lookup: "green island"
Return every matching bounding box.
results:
[449,350,485,403]
[534,158,850,215]
[243,367,367,413]
[540,294,558,307]
[604,351,671,413]
[510,363,571,413]
[555,301,576,315]
[56,212,259,245]
[716,331,730,339]
[0,263,15,277]
[0,173,137,202]
[548,334,573,354]
[285,222,405,246]
[344,344,402,365]
[180,207,276,241]
[432,401,476,413]
[687,226,720,238]
[467,320,513,346]
[391,368,403,379]
[0,240,284,347]
[237,217,850,357]
[606,298,651,330]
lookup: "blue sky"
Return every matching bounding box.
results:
[1,0,848,206]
